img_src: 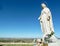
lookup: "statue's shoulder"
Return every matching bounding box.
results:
[42,7,50,14]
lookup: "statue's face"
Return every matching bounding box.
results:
[36,39,43,46]
[41,6,44,9]
[41,3,46,9]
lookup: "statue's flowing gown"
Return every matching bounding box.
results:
[39,7,58,42]
[39,7,54,35]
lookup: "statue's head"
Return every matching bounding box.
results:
[41,3,46,9]
[36,39,43,46]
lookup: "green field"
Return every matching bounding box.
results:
[0,44,33,46]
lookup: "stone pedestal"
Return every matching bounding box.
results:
[48,43,58,46]
[48,42,60,46]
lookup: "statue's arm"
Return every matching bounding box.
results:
[38,11,43,20]
[44,10,51,21]
[38,15,41,20]
[47,15,50,21]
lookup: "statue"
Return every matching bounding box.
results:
[38,3,57,43]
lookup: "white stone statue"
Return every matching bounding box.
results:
[38,3,57,43]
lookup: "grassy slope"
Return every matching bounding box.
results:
[1,44,33,46]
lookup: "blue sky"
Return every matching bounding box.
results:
[0,0,60,38]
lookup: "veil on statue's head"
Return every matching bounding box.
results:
[41,3,46,8]
[40,1,48,7]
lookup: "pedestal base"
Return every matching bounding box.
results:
[48,39,60,46]
[48,42,60,46]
